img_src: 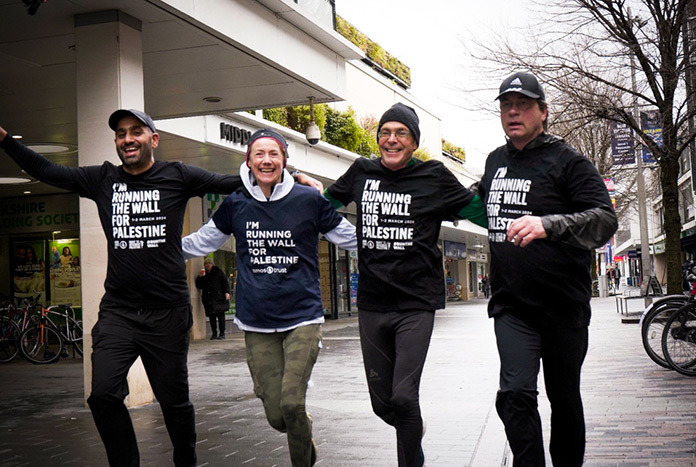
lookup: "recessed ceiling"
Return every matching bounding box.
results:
[0,0,345,198]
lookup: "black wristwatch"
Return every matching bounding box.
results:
[290,170,299,182]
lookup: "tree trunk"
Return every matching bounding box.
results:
[661,154,683,294]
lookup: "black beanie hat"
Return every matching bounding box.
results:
[246,128,289,167]
[377,103,420,146]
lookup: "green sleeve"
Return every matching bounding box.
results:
[456,195,487,228]
[324,189,344,209]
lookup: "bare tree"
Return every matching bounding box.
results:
[468,0,696,293]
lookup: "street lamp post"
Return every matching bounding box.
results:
[630,45,653,306]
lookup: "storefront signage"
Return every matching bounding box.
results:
[220,122,251,146]
[0,194,79,234]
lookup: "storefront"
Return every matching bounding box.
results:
[444,240,468,300]
[0,194,82,311]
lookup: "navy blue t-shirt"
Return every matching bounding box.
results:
[212,184,343,328]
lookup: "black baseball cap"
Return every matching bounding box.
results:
[496,72,545,101]
[108,109,157,133]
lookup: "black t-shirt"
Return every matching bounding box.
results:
[0,136,242,307]
[479,137,613,326]
[327,157,474,312]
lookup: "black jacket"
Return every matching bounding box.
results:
[195,266,230,315]
[479,133,618,326]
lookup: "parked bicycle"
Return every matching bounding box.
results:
[640,261,696,369]
[19,303,83,364]
[0,294,42,363]
[640,294,690,368]
[661,301,696,376]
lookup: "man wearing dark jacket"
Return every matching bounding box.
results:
[478,72,618,466]
[195,258,230,339]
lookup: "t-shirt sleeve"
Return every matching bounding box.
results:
[210,196,236,235]
[316,192,344,234]
[326,159,360,207]
[438,164,475,218]
[182,163,243,196]
[0,133,105,199]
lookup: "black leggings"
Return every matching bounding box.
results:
[494,312,588,467]
[359,309,434,467]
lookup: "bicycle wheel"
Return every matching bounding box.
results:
[19,325,63,364]
[662,306,696,376]
[0,316,20,363]
[68,318,83,356]
[641,298,689,368]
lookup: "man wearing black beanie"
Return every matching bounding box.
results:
[325,103,487,467]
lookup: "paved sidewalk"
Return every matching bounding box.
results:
[1,297,696,466]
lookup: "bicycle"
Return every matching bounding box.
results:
[661,301,696,376]
[640,294,691,368]
[19,303,83,364]
[640,261,696,368]
[0,294,42,363]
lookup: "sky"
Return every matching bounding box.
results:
[334,0,538,173]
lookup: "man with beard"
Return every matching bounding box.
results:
[0,110,321,467]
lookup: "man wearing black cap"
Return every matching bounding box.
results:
[325,103,487,467]
[0,112,321,467]
[477,72,618,466]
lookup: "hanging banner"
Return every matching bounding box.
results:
[640,110,661,164]
[49,239,81,306]
[610,121,634,165]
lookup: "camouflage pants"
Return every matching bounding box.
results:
[245,324,321,467]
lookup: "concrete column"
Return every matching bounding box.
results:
[184,198,207,340]
[74,10,153,407]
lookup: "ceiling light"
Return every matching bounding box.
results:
[23,191,32,194]
[12,135,22,139]
[25,144,75,154]
[203,96,222,103]
[0,177,32,184]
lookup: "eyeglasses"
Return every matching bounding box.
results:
[378,129,412,140]
[499,99,535,112]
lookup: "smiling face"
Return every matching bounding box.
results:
[499,92,547,150]
[249,137,286,197]
[114,115,158,175]
[378,121,418,171]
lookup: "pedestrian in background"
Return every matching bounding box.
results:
[325,103,487,467]
[613,265,621,290]
[482,274,490,299]
[195,257,230,339]
[478,71,618,466]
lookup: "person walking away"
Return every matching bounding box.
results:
[195,258,230,339]
[183,128,357,467]
[482,274,491,299]
[613,265,621,290]
[324,103,487,467]
[478,72,618,466]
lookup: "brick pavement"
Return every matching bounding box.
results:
[1,297,696,466]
